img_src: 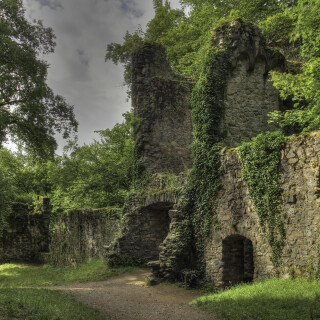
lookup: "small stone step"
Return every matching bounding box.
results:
[145,275,158,286]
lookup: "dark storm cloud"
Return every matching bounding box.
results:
[35,0,62,10]
[77,50,89,67]
[120,0,143,18]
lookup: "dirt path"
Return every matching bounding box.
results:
[53,269,219,320]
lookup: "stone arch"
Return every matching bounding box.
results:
[254,54,269,75]
[222,235,254,286]
[231,50,252,71]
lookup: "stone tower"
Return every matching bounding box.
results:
[131,43,193,175]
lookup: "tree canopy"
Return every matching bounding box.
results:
[0,112,134,216]
[0,0,77,158]
[106,0,320,133]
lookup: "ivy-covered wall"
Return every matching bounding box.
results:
[107,20,320,287]
[205,132,320,286]
[108,20,286,278]
[0,198,50,263]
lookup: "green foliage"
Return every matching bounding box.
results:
[0,113,134,234]
[106,0,297,84]
[0,0,77,157]
[0,165,12,238]
[48,112,134,212]
[106,27,144,90]
[108,0,320,137]
[182,44,233,271]
[238,131,286,268]
[193,278,320,320]
[268,0,320,134]
[0,148,38,237]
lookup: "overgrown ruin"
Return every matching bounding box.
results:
[2,20,320,289]
[0,198,50,263]
[106,20,320,286]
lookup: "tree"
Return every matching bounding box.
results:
[0,0,78,158]
[107,0,320,134]
[106,0,295,83]
[269,0,320,133]
[41,112,134,212]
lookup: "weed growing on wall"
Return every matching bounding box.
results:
[238,131,286,269]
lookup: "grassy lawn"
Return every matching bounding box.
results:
[0,259,136,287]
[0,288,105,320]
[193,278,320,320]
[0,259,136,319]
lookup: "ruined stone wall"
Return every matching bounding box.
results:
[0,198,50,263]
[224,58,279,146]
[107,192,177,266]
[205,132,320,286]
[132,43,193,175]
[50,208,121,266]
[280,132,320,278]
[212,20,284,147]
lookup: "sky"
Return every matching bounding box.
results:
[22,0,182,153]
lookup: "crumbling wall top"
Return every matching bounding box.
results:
[212,19,285,73]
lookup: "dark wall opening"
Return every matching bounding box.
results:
[222,235,254,286]
[140,203,172,261]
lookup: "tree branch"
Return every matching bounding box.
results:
[0,100,25,107]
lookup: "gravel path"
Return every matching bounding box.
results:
[53,269,219,320]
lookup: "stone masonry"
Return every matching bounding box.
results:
[0,198,50,263]
[106,187,179,266]
[205,132,320,286]
[107,20,320,288]
[132,43,193,174]
[212,19,285,146]
[50,208,121,266]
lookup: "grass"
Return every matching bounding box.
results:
[0,259,137,319]
[0,288,105,320]
[193,278,320,320]
[0,259,136,287]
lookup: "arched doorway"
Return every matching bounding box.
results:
[222,235,254,286]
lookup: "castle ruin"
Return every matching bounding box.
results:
[106,19,320,287]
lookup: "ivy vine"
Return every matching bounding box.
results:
[238,131,286,269]
[184,44,233,272]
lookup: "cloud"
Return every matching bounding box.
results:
[35,0,63,10]
[77,49,89,67]
[120,0,143,18]
[22,0,182,153]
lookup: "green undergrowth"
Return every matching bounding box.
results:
[0,288,106,320]
[238,131,286,269]
[0,259,136,288]
[193,278,320,320]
